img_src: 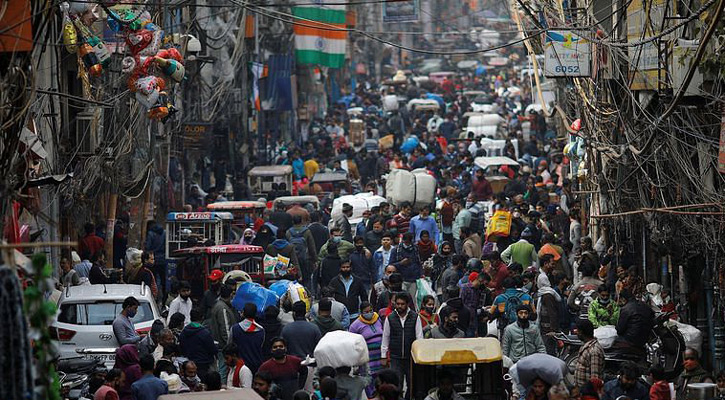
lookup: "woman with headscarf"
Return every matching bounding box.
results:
[430,241,454,289]
[348,301,384,397]
[113,344,143,400]
[252,222,277,250]
[536,273,561,355]
[240,228,256,245]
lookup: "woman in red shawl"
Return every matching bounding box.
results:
[113,344,142,400]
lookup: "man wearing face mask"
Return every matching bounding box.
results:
[501,305,546,363]
[365,218,386,253]
[319,227,355,260]
[587,285,620,328]
[201,270,224,320]
[381,292,424,399]
[329,259,366,319]
[113,296,141,346]
[601,362,649,400]
[427,306,465,339]
[373,271,404,312]
[675,348,714,400]
[390,233,423,298]
[350,236,375,295]
[167,280,193,326]
[258,338,308,400]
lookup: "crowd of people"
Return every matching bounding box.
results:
[56,69,721,400]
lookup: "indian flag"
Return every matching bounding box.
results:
[292,1,347,68]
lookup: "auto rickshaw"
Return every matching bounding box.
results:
[410,337,505,400]
[310,171,351,200]
[474,156,520,194]
[172,244,265,298]
[206,200,266,236]
[248,165,293,198]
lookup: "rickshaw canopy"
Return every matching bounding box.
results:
[411,337,502,365]
[311,171,348,183]
[474,156,519,170]
[248,165,293,176]
[273,195,320,210]
[207,201,266,211]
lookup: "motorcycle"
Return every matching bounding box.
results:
[57,357,104,400]
[554,312,685,387]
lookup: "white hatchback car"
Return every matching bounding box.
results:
[51,283,161,367]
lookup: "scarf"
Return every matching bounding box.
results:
[417,240,436,257]
[240,228,256,245]
[231,359,246,388]
[358,312,379,325]
[535,273,561,318]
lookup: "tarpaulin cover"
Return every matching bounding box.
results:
[232,282,279,317]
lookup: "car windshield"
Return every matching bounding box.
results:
[58,301,154,325]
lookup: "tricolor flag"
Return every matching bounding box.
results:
[292,1,347,68]
[251,62,266,111]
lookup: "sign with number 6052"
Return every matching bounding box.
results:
[543,30,591,78]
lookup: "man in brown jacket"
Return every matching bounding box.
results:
[461,226,482,259]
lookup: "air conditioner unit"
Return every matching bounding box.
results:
[74,107,104,155]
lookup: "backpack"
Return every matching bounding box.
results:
[574,285,598,320]
[501,291,525,326]
[288,227,309,262]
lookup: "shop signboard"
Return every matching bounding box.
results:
[543,30,591,77]
[383,0,419,22]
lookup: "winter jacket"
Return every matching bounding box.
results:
[615,299,654,347]
[178,323,218,368]
[501,321,547,363]
[373,246,395,283]
[319,240,355,260]
[318,254,343,289]
[462,234,483,259]
[144,224,166,262]
[501,239,537,267]
[286,225,318,264]
[329,275,367,315]
[587,298,620,328]
[308,222,329,253]
[349,248,374,284]
[334,215,353,242]
[230,319,266,373]
[313,315,343,336]
[282,320,322,358]
[676,366,713,400]
[208,298,238,345]
[309,299,351,329]
[390,243,422,283]
[364,230,384,253]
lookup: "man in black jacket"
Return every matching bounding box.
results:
[329,259,366,319]
[381,292,423,399]
[614,289,654,352]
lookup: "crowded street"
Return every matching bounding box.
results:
[1,1,725,400]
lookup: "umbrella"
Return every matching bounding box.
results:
[514,353,567,387]
[424,93,445,109]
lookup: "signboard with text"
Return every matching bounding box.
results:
[383,0,419,22]
[182,122,212,148]
[543,30,591,77]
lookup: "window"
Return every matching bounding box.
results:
[57,301,154,325]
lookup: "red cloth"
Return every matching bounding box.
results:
[471,178,493,201]
[231,359,246,388]
[79,233,105,259]
[93,385,120,400]
[649,380,670,400]
[392,213,410,235]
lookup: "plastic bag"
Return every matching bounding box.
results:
[314,330,369,368]
[231,282,279,317]
[486,210,512,239]
[669,320,703,354]
[594,325,618,349]
[268,280,292,297]
[415,278,435,309]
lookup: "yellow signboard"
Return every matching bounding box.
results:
[627,0,670,90]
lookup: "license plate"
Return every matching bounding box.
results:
[84,353,115,362]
